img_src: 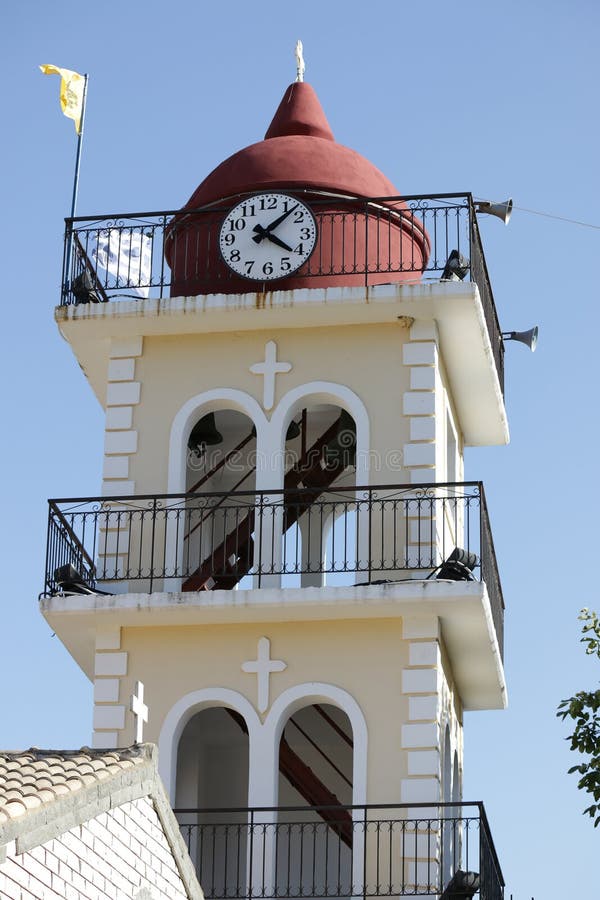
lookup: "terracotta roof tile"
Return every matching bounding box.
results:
[4,801,27,818]
[49,783,71,797]
[0,747,147,824]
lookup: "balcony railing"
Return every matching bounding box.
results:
[60,192,503,395]
[44,481,504,658]
[174,802,504,899]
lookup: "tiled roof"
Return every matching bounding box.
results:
[0,746,147,825]
[0,744,203,898]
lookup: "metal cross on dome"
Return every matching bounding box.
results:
[295,40,305,83]
[250,340,292,411]
[131,680,149,744]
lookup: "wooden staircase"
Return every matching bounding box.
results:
[279,736,353,847]
[182,415,354,592]
[226,709,353,848]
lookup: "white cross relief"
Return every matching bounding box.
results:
[131,680,149,743]
[250,341,291,411]
[241,637,287,713]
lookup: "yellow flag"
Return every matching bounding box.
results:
[40,64,85,134]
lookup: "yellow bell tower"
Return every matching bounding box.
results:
[43,75,508,899]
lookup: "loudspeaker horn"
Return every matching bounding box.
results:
[435,547,478,582]
[475,198,513,225]
[501,326,538,352]
[441,249,469,282]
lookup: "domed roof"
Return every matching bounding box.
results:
[181,82,400,207]
[167,81,429,297]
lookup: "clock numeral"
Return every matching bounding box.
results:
[300,227,312,240]
[280,257,291,272]
[223,233,235,246]
[240,203,256,217]
[229,249,241,262]
[228,217,246,232]
[244,260,255,275]
[262,261,274,276]
[259,196,278,211]
[294,243,304,255]
[293,210,305,224]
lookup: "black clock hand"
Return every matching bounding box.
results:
[264,203,299,234]
[251,224,293,251]
[252,224,269,244]
[266,233,294,252]
[252,202,300,244]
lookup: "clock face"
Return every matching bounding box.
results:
[219,193,318,281]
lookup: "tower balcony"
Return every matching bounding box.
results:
[59,192,504,397]
[174,801,504,900]
[44,480,504,666]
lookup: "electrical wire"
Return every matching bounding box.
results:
[474,198,600,231]
[511,205,600,230]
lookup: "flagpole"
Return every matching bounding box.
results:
[64,73,88,292]
[70,73,88,219]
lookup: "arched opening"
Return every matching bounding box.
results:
[185,408,257,495]
[280,403,358,587]
[168,384,368,591]
[183,408,257,591]
[175,706,250,893]
[451,750,463,880]
[276,703,354,896]
[442,726,456,887]
[443,726,452,806]
[452,750,461,805]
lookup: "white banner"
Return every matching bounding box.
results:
[93,230,152,298]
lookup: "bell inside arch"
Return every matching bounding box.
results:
[188,413,224,457]
[286,419,301,441]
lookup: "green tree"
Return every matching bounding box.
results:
[557,608,600,826]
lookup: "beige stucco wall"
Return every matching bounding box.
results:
[128,323,414,492]
[108,615,462,807]
[125,617,406,800]
[99,317,466,505]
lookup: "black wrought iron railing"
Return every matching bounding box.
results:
[44,481,504,656]
[468,213,505,397]
[174,802,504,899]
[59,193,503,394]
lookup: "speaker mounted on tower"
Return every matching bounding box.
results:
[501,326,538,352]
[441,250,470,282]
[431,547,478,582]
[474,198,513,225]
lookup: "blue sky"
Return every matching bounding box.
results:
[2,1,599,897]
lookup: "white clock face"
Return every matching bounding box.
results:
[219,193,318,281]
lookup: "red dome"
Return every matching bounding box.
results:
[166,83,429,296]
[185,83,399,206]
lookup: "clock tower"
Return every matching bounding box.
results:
[43,71,507,899]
